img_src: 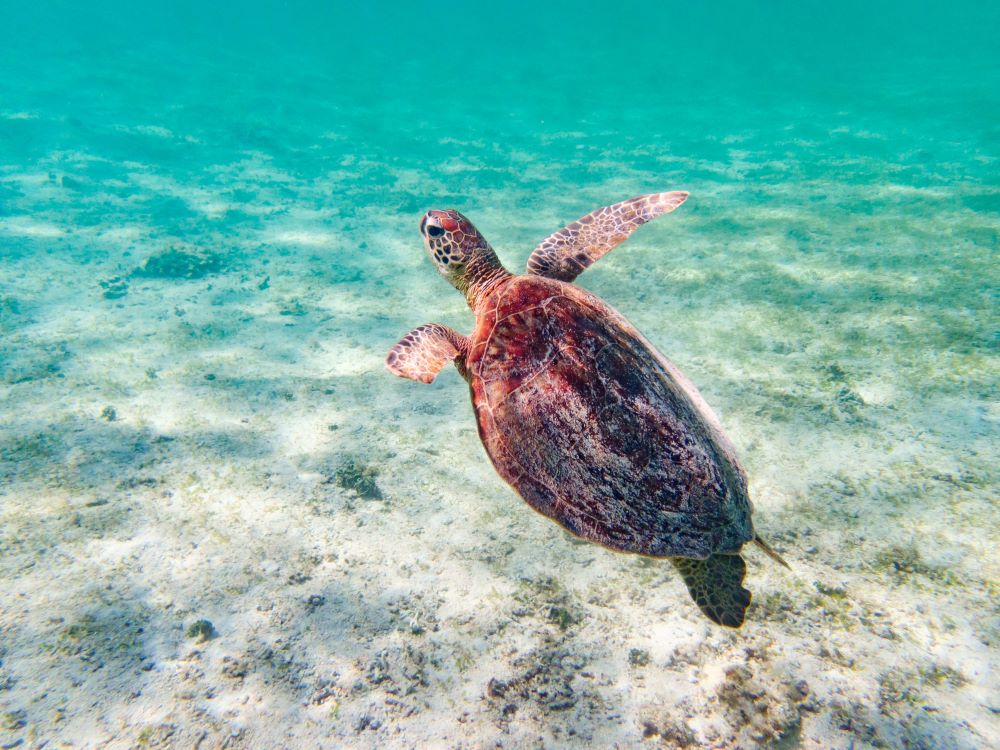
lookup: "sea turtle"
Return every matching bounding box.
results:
[386,191,787,627]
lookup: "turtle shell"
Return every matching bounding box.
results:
[467,275,753,559]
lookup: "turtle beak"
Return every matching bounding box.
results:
[419,213,429,236]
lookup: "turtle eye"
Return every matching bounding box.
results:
[426,225,445,238]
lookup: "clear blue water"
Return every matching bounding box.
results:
[1,2,998,747]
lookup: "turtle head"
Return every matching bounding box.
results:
[420,209,508,300]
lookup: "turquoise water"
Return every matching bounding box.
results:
[1,2,998,748]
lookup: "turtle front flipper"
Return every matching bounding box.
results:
[526,191,688,282]
[671,554,751,628]
[386,324,469,384]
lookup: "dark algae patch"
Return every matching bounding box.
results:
[628,648,651,667]
[334,459,383,500]
[0,296,22,324]
[99,276,129,299]
[1,709,26,731]
[48,606,150,674]
[546,605,577,631]
[133,248,228,280]
[186,620,217,642]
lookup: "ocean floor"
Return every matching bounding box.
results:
[2,7,999,749]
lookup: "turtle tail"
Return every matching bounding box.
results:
[754,535,791,569]
[671,554,751,628]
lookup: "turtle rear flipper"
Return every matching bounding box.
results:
[671,554,751,628]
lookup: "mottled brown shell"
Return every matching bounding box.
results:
[466,275,753,559]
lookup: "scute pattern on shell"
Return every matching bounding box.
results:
[468,275,753,559]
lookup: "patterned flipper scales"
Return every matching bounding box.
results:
[671,554,751,628]
[526,191,689,282]
[385,324,469,384]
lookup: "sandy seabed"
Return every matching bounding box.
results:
[1,153,997,750]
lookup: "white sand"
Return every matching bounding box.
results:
[1,177,998,750]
